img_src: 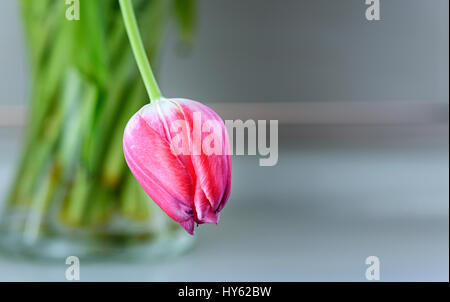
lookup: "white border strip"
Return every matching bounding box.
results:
[0,102,448,127]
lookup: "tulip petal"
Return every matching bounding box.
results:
[193,181,211,221]
[179,219,195,235]
[202,211,220,225]
[175,99,232,213]
[123,110,194,223]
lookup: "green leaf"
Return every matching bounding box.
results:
[173,0,196,45]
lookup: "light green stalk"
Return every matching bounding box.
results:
[119,0,162,103]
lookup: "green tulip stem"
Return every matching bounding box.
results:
[119,0,162,102]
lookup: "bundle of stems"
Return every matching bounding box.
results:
[3,0,194,243]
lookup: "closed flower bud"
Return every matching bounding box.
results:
[123,98,231,235]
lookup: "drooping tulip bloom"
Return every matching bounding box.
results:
[123,98,231,235]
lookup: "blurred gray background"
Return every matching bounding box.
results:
[0,0,448,281]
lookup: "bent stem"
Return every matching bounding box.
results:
[119,0,162,102]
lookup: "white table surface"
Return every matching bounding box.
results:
[0,126,448,281]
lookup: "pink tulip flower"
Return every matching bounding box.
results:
[123,98,231,235]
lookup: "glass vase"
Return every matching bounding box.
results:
[0,0,194,260]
